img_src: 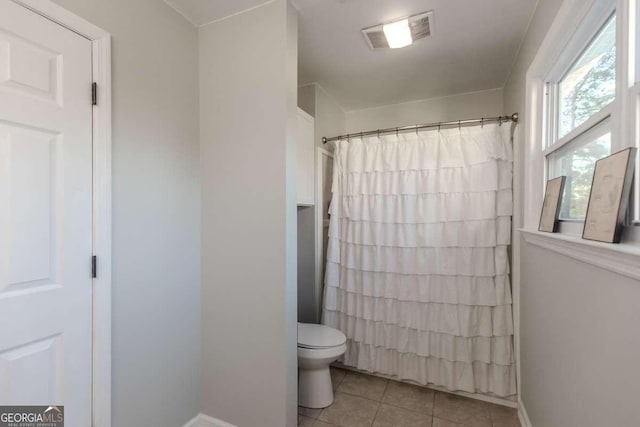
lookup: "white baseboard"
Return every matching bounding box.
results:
[518,398,532,427]
[182,413,237,427]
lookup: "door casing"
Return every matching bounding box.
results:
[9,1,112,426]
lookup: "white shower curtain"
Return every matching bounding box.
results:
[322,123,516,397]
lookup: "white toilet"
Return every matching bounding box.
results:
[297,322,347,408]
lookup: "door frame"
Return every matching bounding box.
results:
[8,1,112,425]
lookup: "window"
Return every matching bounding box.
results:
[548,122,611,219]
[526,0,640,242]
[557,15,616,139]
[544,11,617,224]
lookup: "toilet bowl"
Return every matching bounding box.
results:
[298,322,347,409]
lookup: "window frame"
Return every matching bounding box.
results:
[547,118,612,222]
[629,0,640,223]
[524,0,639,242]
[546,11,617,146]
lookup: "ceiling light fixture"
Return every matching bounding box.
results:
[382,19,412,49]
[362,11,433,50]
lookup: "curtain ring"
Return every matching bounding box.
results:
[458,120,461,131]
[438,123,441,132]
[396,127,399,137]
[498,117,503,126]
[377,129,380,138]
[481,118,484,128]
[360,131,364,139]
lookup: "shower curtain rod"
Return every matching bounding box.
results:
[321,113,519,144]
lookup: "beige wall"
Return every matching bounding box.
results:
[200,1,298,425]
[345,88,504,133]
[520,240,640,427]
[504,0,565,231]
[50,1,201,426]
[298,84,316,116]
[313,83,348,148]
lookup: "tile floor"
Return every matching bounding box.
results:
[298,368,521,427]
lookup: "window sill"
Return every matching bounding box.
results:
[519,229,640,281]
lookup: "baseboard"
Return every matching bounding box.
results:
[518,398,533,427]
[182,413,237,427]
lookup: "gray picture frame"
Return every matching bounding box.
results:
[539,176,566,233]
[583,147,637,243]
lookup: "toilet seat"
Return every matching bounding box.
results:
[298,323,346,349]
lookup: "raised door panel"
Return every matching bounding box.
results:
[0,125,60,291]
[0,29,61,105]
[0,335,62,403]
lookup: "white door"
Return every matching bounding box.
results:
[0,1,93,425]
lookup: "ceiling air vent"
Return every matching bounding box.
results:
[362,11,433,50]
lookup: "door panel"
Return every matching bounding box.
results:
[0,29,61,104]
[0,335,63,403]
[0,1,93,425]
[0,126,58,290]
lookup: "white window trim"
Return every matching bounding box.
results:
[521,229,640,280]
[542,105,612,157]
[545,8,617,148]
[524,0,639,252]
[9,1,113,426]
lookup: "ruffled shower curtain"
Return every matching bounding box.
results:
[322,123,516,397]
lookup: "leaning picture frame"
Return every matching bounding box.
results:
[583,147,637,243]
[539,176,566,233]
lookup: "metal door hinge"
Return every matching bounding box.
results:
[92,82,97,106]
[92,256,97,278]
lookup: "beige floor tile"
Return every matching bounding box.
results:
[314,421,338,427]
[382,380,435,415]
[337,371,389,401]
[432,417,465,427]
[492,419,521,427]
[489,404,520,426]
[433,392,491,427]
[299,415,316,427]
[299,406,323,419]
[373,403,432,427]
[318,392,379,427]
[331,367,347,391]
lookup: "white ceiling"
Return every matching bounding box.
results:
[164,0,537,111]
[297,0,537,111]
[163,0,272,26]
